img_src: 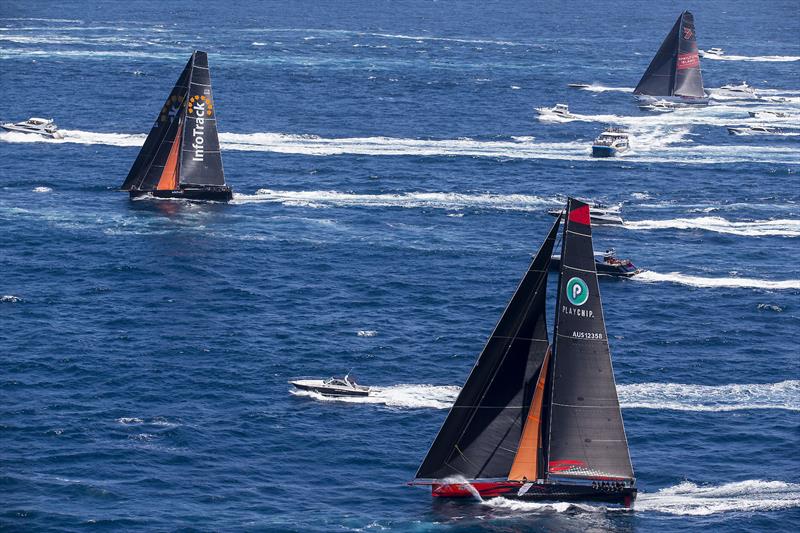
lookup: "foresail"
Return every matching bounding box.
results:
[179,51,225,186]
[546,199,634,481]
[673,12,704,97]
[633,13,681,96]
[415,215,560,481]
[121,57,191,190]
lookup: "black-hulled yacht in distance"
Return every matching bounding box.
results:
[120,51,232,202]
[410,199,636,508]
[634,11,708,106]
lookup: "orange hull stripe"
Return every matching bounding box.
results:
[508,347,551,481]
[156,125,182,191]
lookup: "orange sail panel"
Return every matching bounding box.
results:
[155,125,182,191]
[508,347,551,481]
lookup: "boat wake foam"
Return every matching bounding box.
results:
[234,189,561,211]
[291,381,798,411]
[636,480,800,515]
[617,380,800,411]
[701,54,800,62]
[482,480,800,516]
[624,216,800,237]
[634,271,800,290]
[289,384,460,409]
[3,129,797,164]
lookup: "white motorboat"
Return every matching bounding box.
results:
[641,99,677,112]
[535,103,576,119]
[727,125,783,136]
[699,47,725,57]
[290,374,372,397]
[718,82,758,98]
[1,117,63,139]
[748,110,788,119]
[548,203,624,226]
[591,128,630,158]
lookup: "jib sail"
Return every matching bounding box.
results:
[415,215,560,481]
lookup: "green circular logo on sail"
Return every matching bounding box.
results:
[566,277,589,306]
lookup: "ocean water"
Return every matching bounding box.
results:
[1,0,799,531]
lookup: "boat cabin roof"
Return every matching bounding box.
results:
[26,117,53,124]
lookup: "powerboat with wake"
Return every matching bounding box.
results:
[633,11,709,106]
[727,125,784,136]
[748,110,787,119]
[410,199,637,508]
[550,249,641,278]
[717,82,758,98]
[548,203,623,225]
[1,117,63,139]
[699,47,724,57]
[290,374,371,397]
[591,127,630,157]
[536,104,576,119]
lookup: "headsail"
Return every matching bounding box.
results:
[121,58,191,191]
[415,215,560,481]
[545,199,634,481]
[634,11,704,99]
[121,51,228,194]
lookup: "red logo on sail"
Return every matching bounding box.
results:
[549,460,587,473]
[568,205,591,225]
[676,53,699,70]
[682,27,694,40]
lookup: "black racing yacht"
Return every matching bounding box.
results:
[120,51,233,202]
[634,11,708,106]
[410,199,637,508]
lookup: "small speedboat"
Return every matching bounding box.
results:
[748,110,788,118]
[550,249,641,278]
[290,374,371,397]
[1,117,63,139]
[699,47,724,57]
[641,99,676,112]
[567,83,590,89]
[727,125,783,136]
[535,103,576,119]
[718,82,758,98]
[548,204,623,226]
[591,127,630,157]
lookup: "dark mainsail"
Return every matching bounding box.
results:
[179,51,225,186]
[121,51,231,201]
[545,199,633,481]
[416,215,561,480]
[634,11,704,99]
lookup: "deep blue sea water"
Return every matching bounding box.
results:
[1,1,799,531]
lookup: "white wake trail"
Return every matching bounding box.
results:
[483,480,800,516]
[634,271,800,290]
[624,216,800,237]
[701,53,800,62]
[617,380,800,411]
[233,189,562,211]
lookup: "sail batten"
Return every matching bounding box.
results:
[415,216,560,481]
